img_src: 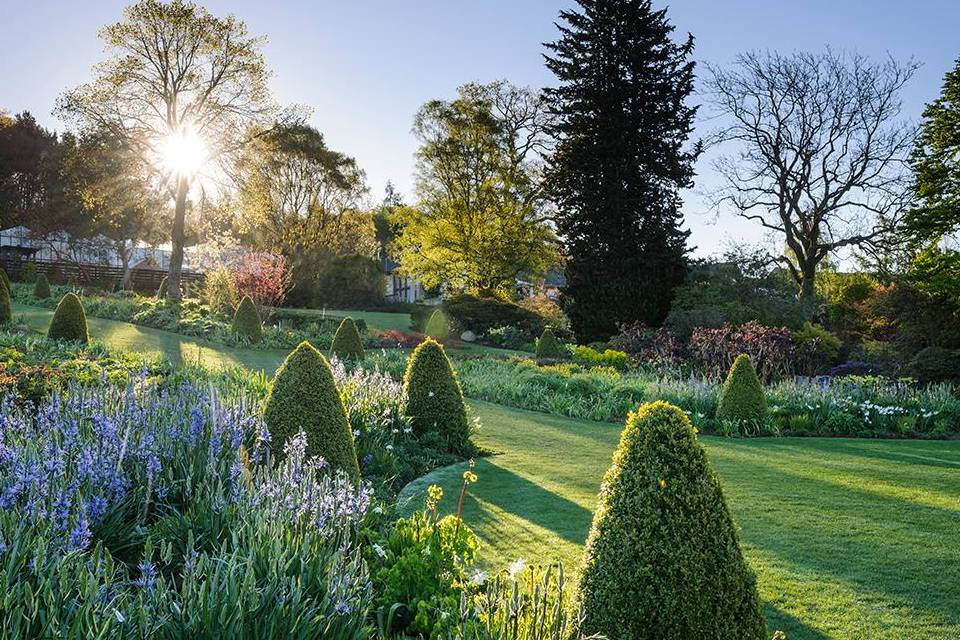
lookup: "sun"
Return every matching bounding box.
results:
[157,127,208,178]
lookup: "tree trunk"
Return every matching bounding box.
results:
[167,176,188,301]
[798,259,818,319]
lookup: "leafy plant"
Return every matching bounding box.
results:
[47,292,89,343]
[403,338,472,454]
[32,273,51,298]
[332,316,365,361]
[232,295,263,343]
[535,328,566,360]
[715,354,767,428]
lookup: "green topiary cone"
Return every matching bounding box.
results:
[47,292,89,344]
[331,316,365,361]
[402,338,470,454]
[33,273,51,299]
[577,401,767,640]
[232,295,263,343]
[715,354,767,426]
[0,278,11,324]
[264,341,360,480]
[535,328,566,360]
[424,309,450,341]
[0,268,10,294]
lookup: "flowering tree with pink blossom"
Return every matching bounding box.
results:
[232,252,292,313]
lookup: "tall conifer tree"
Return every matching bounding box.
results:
[544,0,698,341]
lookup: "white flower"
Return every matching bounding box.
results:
[385,444,394,451]
[113,609,125,623]
[469,569,488,585]
[403,427,413,434]
[428,391,435,397]
[373,543,387,558]
[373,505,384,514]
[353,430,360,438]
[507,558,527,580]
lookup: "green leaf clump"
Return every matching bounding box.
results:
[33,273,51,299]
[577,400,767,640]
[403,338,470,454]
[330,316,365,361]
[715,354,767,425]
[264,341,359,480]
[0,277,11,324]
[47,292,89,344]
[535,328,566,360]
[231,295,263,343]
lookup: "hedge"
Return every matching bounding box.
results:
[263,341,360,480]
[577,401,766,640]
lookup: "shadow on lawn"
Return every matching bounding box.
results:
[765,604,830,640]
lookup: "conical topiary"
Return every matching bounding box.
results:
[33,273,51,299]
[231,295,262,343]
[577,401,767,640]
[402,338,470,454]
[264,341,359,480]
[331,316,365,361]
[424,309,450,341]
[716,354,767,426]
[0,268,10,294]
[0,277,11,324]
[535,328,566,360]
[47,292,89,344]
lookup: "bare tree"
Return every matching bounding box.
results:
[57,0,278,299]
[703,50,919,305]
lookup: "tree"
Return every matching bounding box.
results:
[704,50,918,306]
[58,0,278,300]
[397,81,557,295]
[0,112,62,228]
[545,0,698,342]
[907,56,960,307]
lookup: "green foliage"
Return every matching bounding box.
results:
[201,267,238,317]
[312,253,386,309]
[908,346,960,383]
[331,316,365,361]
[0,279,10,325]
[32,273,51,299]
[545,1,696,340]
[0,268,9,293]
[716,354,767,426]
[19,261,38,284]
[570,344,629,371]
[403,338,471,454]
[793,322,843,366]
[424,309,451,341]
[535,328,566,360]
[263,341,359,479]
[375,498,479,639]
[156,276,168,299]
[442,293,548,338]
[577,401,767,640]
[47,292,89,344]
[231,295,262,343]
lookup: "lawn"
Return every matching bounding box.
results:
[276,306,412,332]
[401,400,960,640]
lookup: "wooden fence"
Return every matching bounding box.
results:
[0,255,203,293]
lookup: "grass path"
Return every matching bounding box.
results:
[401,401,960,640]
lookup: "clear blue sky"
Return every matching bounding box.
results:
[2,0,959,256]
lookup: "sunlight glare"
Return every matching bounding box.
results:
[157,127,208,178]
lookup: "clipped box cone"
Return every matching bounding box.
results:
[264,341,360,480]
[535,327,566,360]
[0,278,10,324]
[577,401,767,640]
[33,273,51,299]
[716,353,767,426]
[232,295,263,343]
[331,316,364,361]
[403,337,470,454]
[47,292,89,344]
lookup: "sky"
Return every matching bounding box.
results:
[2,0,959,257]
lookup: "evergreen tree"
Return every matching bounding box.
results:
[544,0,698,341]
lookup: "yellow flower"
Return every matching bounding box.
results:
[463,471,478,484]
[658,479,667,490]
[426,484,443,511]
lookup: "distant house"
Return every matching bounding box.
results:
[516,268,566,301]
[382,257,428,303]
[0,225,171,270]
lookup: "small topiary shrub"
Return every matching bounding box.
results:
[577,401,767,640]
[156,276,168,298]
[907,346,960,383]
[330,316,365,361]
[47,292,89,344]
[231,295,263,343]
[535,328,566,360]
[0,268,10,294]
[403,338,471,454]
[263,341,359,480]
[33,273,51,299]
[0,278,10,324]
[19,261,38,284]
[425,309,451,341]
[715,353,767,426]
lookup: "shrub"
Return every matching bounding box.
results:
[232,250,292,310]
[0,279,10,324]
[535,328,566,360]
[577,401,766,640]
[570,345,630,371]
[331,316,365,361]
[443,293,546,337]
[425,309,451,341]
[689,321,796,381]
[47,293,89,344]
[232,295,263,343]
[33,273,51,299]
[310,253,384,309]
[156,276,168,298]
[19,261,38,283]
[0,268,9,293]
[792,322,843,374]
[715,354,767,426]
[263,341,360,479]
[907,346,960,383]
[201,267,239,317]
[611,322,683,363]
[403,338,471,454]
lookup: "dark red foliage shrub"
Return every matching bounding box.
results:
[374,329,424,348]
[689,322,799,381]
[232,252,293,310]
[610,322,683,362]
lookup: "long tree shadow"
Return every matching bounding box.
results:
[765,604,831,640]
